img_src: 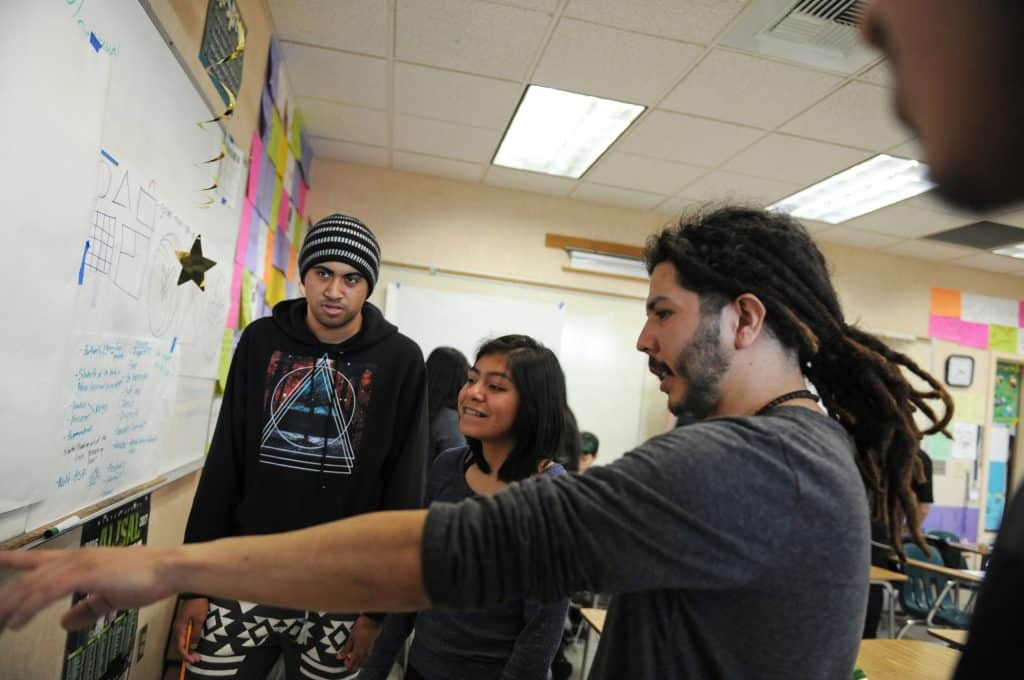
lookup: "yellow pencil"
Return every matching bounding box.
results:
[180,619,193,680]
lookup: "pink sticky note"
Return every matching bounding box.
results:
[226,261,243,329]
[247,132,264,204]
[278,189,291,233]
[958,320,989,349]
[929,315,962,342]
[1018,301,1024,327]
[234,200,253,265]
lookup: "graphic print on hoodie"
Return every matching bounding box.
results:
[259,352,374,475]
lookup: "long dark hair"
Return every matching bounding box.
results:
[426,346,469,423]
[466,335,570,483]
[644,206,953,558]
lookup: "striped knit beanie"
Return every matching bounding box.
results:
[298,214,382,294]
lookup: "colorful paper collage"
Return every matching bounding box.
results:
[929,287,1024,353]
[273,230,290,273]
[221,32,312,366]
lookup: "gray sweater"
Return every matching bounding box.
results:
[422,407,870,679]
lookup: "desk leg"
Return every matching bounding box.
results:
[883,583,896,638]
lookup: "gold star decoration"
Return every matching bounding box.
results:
[176,235,217,290]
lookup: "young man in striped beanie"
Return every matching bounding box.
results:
[173,214,427,679]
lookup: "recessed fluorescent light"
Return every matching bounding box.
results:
[567,250,648,279]
[493,85,645,179]
[992,242,1024,259]
[767,154,936,224]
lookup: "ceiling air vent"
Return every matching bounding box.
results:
[925,222,1024,250]
[721,0,879,75]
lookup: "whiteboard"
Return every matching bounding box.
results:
[0,1,235,538]
[374,268,663,468]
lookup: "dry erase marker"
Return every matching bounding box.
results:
[43,515,82,538]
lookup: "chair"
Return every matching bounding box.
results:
[896,543,972,639]
[925,530,969,569]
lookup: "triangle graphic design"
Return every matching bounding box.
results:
[112,170,132,210]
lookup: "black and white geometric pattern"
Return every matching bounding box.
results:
[187,598,357,679]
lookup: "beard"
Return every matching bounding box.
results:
[669,312,730,419]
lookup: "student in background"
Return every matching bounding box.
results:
[860,2,1024,675]
[863,448,934,638]
[577,432,598,472]
[0,206,953,680]
[173,214,427,679]
[425,346,469,465]
[359,335,569,680]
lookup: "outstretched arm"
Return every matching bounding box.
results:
[0,509,429,632]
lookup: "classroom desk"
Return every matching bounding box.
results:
[947,540,992,570]
[855,640,960,679]
[870,565,908,638]
[579,608,606,678]
[904,559,985,627]
[928,628,969,650]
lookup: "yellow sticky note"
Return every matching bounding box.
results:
[240,269,254,327]
[931,288,961,318]
[990,324,1017,353]
[952,392,985,425]
[268,268,287,306]
[264,228,276,286]
[217,328,236,392]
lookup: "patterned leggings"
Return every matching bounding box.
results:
[185,597,358,680]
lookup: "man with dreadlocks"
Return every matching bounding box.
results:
[0,206,951,679]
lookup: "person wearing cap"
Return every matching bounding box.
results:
[171,214,428,679]
[577,431,599,473]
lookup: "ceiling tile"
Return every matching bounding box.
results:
[498,0,559,10]
[396,0,550,80]
[887,138,925,160]
[949,252,1024,274]
[723,134,871,185]
[679,171,802,205]
[393,114,501,163]
[781,81,911,151]
[995,208,1024,228]
[564,0,747,45]
[311,137,389,167]
[484,166,577,196]
[841,205,970,239]
[661,50,843,129]
[533,19,702,105]
[392,151,486,183]
[572,182,667,211]
[857,60,892,87]
[900,191,989,220]
[394,63,521,129]
[880,240,977,262]
[616,110,763,167]
[813,227,903,250]
[585,152,706,195]
[298,98,389,146]
[654,196,701,217]
[268,0,390,57]
[281,43,388,109]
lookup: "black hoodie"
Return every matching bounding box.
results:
[184,299,427,545]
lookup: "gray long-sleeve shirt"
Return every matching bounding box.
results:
[422,407,870,679]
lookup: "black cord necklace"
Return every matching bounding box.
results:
[754,389,820,416]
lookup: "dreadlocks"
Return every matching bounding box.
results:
[644,206,953,559]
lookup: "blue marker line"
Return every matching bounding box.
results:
[78,241,90,285]
[100,149,118,166]
[170,337,177,353]
[89,32,102,52]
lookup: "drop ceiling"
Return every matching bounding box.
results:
[265,0,1024,274]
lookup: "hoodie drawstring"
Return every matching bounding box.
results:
[319,351,341,490]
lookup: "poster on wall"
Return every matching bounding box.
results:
[993,362,1021,425]
[60,496,150,680]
